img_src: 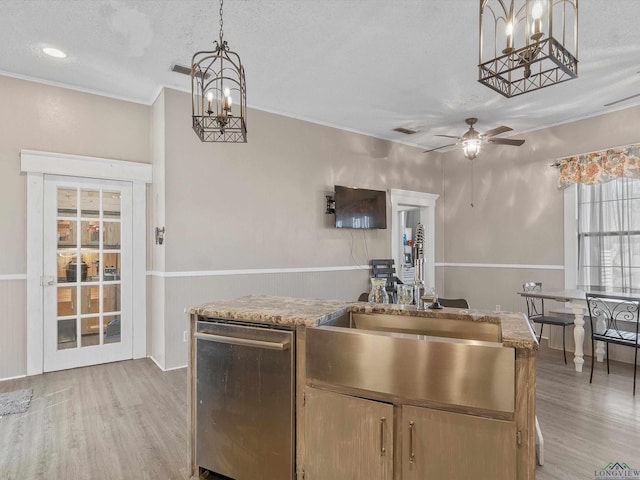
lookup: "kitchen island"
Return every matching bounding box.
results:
[187,295,538,480]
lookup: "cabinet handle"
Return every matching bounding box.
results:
[379,417,386,456]
[409,421,415,464]
[194,331,290,350]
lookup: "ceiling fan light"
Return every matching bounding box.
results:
[463,139,481,160]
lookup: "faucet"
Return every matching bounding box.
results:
[413,223,425,304]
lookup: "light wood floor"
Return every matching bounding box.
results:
[535,343,640,480]
[0,359,189,480]
[0,346,638,480]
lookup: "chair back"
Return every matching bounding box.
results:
[585,293,640,346]
[523,282,544,319]
[438,298,469,308]
[371,259,402,300]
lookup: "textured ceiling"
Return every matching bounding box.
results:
[0,0,639,151]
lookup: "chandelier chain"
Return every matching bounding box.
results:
[219,0,224,42]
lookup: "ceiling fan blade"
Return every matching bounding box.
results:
[435,134,460,139]
[423,143,457,153]
[487,137,525,146]
[482,125,512,138]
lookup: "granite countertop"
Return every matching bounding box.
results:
[188,295,538,350]
[187,295,354,327]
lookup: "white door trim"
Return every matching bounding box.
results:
[21,149,152,183]
[22,150,152,376]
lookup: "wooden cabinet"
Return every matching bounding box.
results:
[304,387,393,480]
[401,405,517,480]
[304,388,517,480]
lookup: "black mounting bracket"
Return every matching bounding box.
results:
[325,195,335,214]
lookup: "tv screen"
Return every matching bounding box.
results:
[334,185,387,229]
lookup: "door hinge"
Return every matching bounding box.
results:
[303,392,306,406]
[516,430,522,446]
[40,275,55,287]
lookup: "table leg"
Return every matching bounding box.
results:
[571,306,585,372]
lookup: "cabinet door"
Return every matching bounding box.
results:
[304,387,393,480]
[402,405,516,480]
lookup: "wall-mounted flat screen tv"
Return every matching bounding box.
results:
[334,185,387,229]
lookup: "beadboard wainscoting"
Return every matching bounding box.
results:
[0,276,27,380]
[148,266,371,371]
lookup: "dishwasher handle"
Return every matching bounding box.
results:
[194,331,291,350]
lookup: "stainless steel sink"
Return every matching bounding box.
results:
[350,312,502,342]
[306,312,514,414]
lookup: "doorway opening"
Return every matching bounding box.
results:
[389,189,439,290]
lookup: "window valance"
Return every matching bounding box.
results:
[557,143,640,189]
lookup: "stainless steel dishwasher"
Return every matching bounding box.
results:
[194,319,295,480]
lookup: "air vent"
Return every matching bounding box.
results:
[171,63,213,81]
[393,127,417,135]
[171,63,192,75]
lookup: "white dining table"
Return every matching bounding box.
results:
[517,288,599,373]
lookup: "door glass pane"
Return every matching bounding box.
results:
[57,286,77,316]
[80,190,100,218]
[57,188,77,216]
[81,221,101,247]
[103,253,120,280]
[81,317,100,347]
[80,252,99,282]
[57,220,76,247]
[104,315,121,344]
[57,252,76,283]
[103,191,121,219]
[58,319,77,349]
[81,285,99,314]
[103,284,121,313]
[103,222,121,249]
[59,253,89,283]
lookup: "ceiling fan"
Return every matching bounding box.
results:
[424,118,525,160]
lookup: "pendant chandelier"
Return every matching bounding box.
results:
[478,0,578,98]
[191,0,247,143]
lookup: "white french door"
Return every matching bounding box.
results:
[43,175,133,372]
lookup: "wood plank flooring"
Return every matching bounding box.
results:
[0,346,638,479]
[0,359,188,480]
[534,343,640,480]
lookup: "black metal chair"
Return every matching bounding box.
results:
[523,282,574,364]
[438,298,469,308]
[586,293,640,395]
[371,259,402,303]
[357,292,369,302]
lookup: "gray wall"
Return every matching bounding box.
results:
[150,87,443,369]
[441,105,640,314]
[0,74,150,380]
[2,70,639,378]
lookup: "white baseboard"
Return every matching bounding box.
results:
[148,355,186,372]
[0,373,27,382]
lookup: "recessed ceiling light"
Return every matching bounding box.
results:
[42,47,67,58]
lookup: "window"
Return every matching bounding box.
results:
[577,177,640,293]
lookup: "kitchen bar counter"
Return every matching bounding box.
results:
[188,294,538,480]
[187,294,537,350]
